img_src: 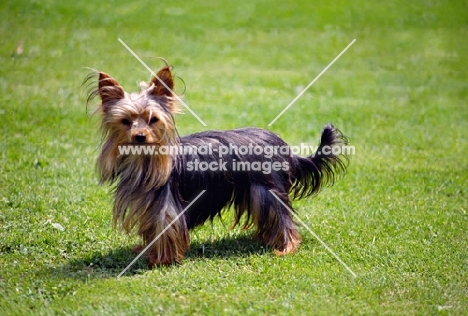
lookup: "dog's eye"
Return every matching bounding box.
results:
[121,118,131,126]
[149,117,159,124]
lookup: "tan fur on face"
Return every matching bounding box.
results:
[91,66,180,187]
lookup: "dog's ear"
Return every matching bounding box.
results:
[98,72,125,109]
[149,66,174,97]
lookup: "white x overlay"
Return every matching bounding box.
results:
[115,38,356,278]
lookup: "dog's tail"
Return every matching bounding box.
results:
[291,124,349,199]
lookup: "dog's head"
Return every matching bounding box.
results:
[89,66,181,146]
[86,66,182,186]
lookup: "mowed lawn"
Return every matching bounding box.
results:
[1,0,467,314]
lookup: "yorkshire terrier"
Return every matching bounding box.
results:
[86,64,349,267]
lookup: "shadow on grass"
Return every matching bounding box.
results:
[187,234,265,260]
[49,234,266,280]
[48,247,148,281]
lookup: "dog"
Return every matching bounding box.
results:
[86,64,349,267]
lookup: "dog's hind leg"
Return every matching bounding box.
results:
[248,185,301,255]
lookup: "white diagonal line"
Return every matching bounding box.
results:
[269,190,357,278]
[118,38,207,127]
[268,39,356,126]
[117,190,206,278]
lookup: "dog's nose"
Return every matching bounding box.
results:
[135,134,146,143]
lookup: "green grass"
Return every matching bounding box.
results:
[1,0,467,314]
